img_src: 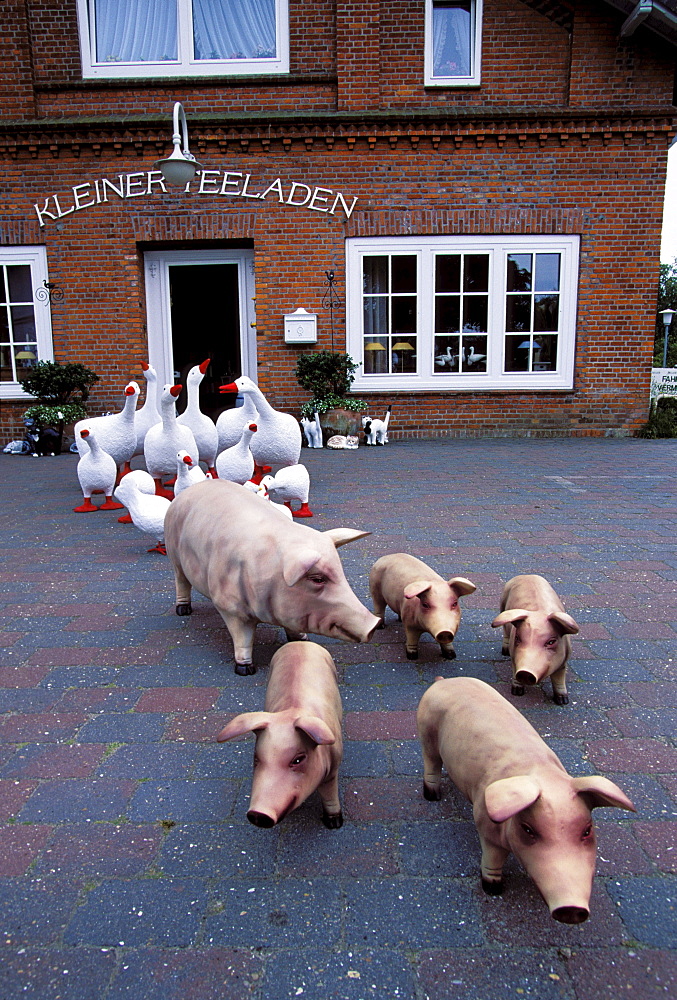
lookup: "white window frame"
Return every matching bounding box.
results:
[424,0,482,87]
[77,0,289,79]
[346,235,580,393]
[0,247,54,401]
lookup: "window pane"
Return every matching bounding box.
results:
[363,337,388,374]
[533,294,559,332]
[392,296,417,334]
[435,295,460,333]
[533,334,558,371]
[504,335,531,372]
[462,295,487,332]
[461,335,487,372]
[434,335,460,372]
[193,0,277,61]
[7,265,32,303]
[432,1,471,77]
[0,268,6,305]
[392,337,416,374]
[463,254,489,291]
[363,297,387,337]
[363,257,388,294]
[505,294,531,332]
[0,344,14,381]
[14,345,37,380]
[93,0,178,63]
[391,256,417,293]
[11,306,36,342]
[507,254,532,292]
[535,254,561,292]
[435,254,461,293]
[0,307,8,341]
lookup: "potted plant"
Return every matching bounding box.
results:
[19,360,100,454]
[295,350,366,442]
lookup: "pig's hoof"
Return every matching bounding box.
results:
[441,647,457,660]
[553,692,569,706]
[235,661,257,676]
[376,619,385,630]
[322,810,343,829]
[406,648,419,660]
[176,603,192,616]
[511,684,525,697]
[423,783,442,801]
[481,878,504,896]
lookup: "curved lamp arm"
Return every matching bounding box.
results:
[153,102,203,187]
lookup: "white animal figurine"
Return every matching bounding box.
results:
[301,412,323,448]
[74,381,140,477]
[73,427,125,513]
[362,406,391,446]
[215,391,259,453]
[326,435,359,450]
[219,375,302,475]
[143,384,199,498]
[243,479,294,519]
[133,362,160,458]
[174,449,207,497]
[114,469,170,554]
[261,464,312,518]
[177,359,218,476]
[215,422,257,484]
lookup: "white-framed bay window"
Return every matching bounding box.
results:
[424,0,482,87]
[346,235,579,393]
[77,0,289,79]
[0,247,54,400]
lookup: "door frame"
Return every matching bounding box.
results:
[143,248,256,386]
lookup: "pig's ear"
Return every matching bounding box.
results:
[572,776,635,812]
[295,715,336,746]
[404,580,432,600]
[491,609,530,628]
[323,528,371,549]
[448,577,476,597]
[217,712,271,742]
[282,548,322,586]
[485,776,541,822]
[548,611,579,635]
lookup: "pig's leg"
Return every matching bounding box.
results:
[219,612,257,675]
[550,665,569,706]
[511,670,525,697]
[173,561,193,616]
[284,627,308,642]
[318,775,343,829]
[479,836,509,895]
[369,581,387,628]
[404,624,422,660]
[420,739,443,800]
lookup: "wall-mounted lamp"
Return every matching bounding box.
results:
[660,308,677,367]
[153,102,203,187]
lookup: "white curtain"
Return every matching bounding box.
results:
[193,0,276,60]
[433,2,471,77]
[93,0,178,63]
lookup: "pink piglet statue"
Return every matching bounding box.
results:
[217,641,344,829]
[417,676,635,923]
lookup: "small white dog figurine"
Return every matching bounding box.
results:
[301,412,323,448]
[362,406,392,446]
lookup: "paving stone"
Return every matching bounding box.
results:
[35,822,163,876]
[276,816,398,876]
[157,822,278,877]
[1,877,81,944]
[0,711,86,743]
[18,779,136,823]
[135,686,220,712]
[106,947,264,1000]
[97,743,201,779]
[632,821,677,873]
[585,739,677,774]
[0,825,53,876]
[566,946,677,1000]
[127,779,238,822]
[76,712,166,743]
[1,743,106,779]
[262,947,415,1000]
[0,778,39,819]
[345,711,418,740]
[416,947,570,1000]
[64,878,208,947]
[0,946,117,1000]
[605,876,677,947]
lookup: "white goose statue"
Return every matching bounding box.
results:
[215,422,257,485]
[219,375,301,477]
[73,427,125,513]
[114,470,170,554]
[176,359,218,476]
[143,384,199,497]
[74,381,140,479]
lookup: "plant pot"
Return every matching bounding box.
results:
[320,408,362,445]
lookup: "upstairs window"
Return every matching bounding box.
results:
[425,0,482,87]
[77,0,289,78]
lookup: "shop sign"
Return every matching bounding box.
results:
[650,367,677,399]
[33,169,358,228]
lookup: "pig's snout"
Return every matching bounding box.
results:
[551,905,589,924]
[247,810,277,828]
[331,613,380,644]
[514,668,538,686]
[435,630,454,644]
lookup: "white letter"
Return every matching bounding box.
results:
[220,172,243,196]
[308,187,332,212]
[147,171,167,194]
[287,182,312,207]
[330,192,358,219]
[259,178,285,202]
[199,170,221,194]
[34,198,57,227]
[72,183,95,211]
[126,173,146,198]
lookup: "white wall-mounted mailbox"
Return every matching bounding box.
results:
[284,307,317,344]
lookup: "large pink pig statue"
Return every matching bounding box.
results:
[369,553,476,660]
[417,676,635,923]
[217,641,343,828]
[164,479,379,675]
[491,574,579,705]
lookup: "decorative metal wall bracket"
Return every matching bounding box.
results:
[322,270,341,351]
[35,280,64,304]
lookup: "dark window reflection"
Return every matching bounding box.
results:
[435,295,460,333]
[363,256,389,294]
[507,254,532,292]
[392,256,417,293]
[505,294,531,332]
[534,294,559,332]
[435,254,461,293]
[464,254,489,291]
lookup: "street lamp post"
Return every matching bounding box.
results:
[153,102,203,187]
[660,308,677,367]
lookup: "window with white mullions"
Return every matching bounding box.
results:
[504,253,561,373]
[362,255,418,375]
[433,253,489,373]
[78,0,288,77]
[0,248,54,400]
[425,0,482,86]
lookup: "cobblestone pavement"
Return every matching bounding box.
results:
[0,437,676,1000]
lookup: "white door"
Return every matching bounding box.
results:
[144,249,256,418]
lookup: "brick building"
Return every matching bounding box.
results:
[2,0,677,440]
